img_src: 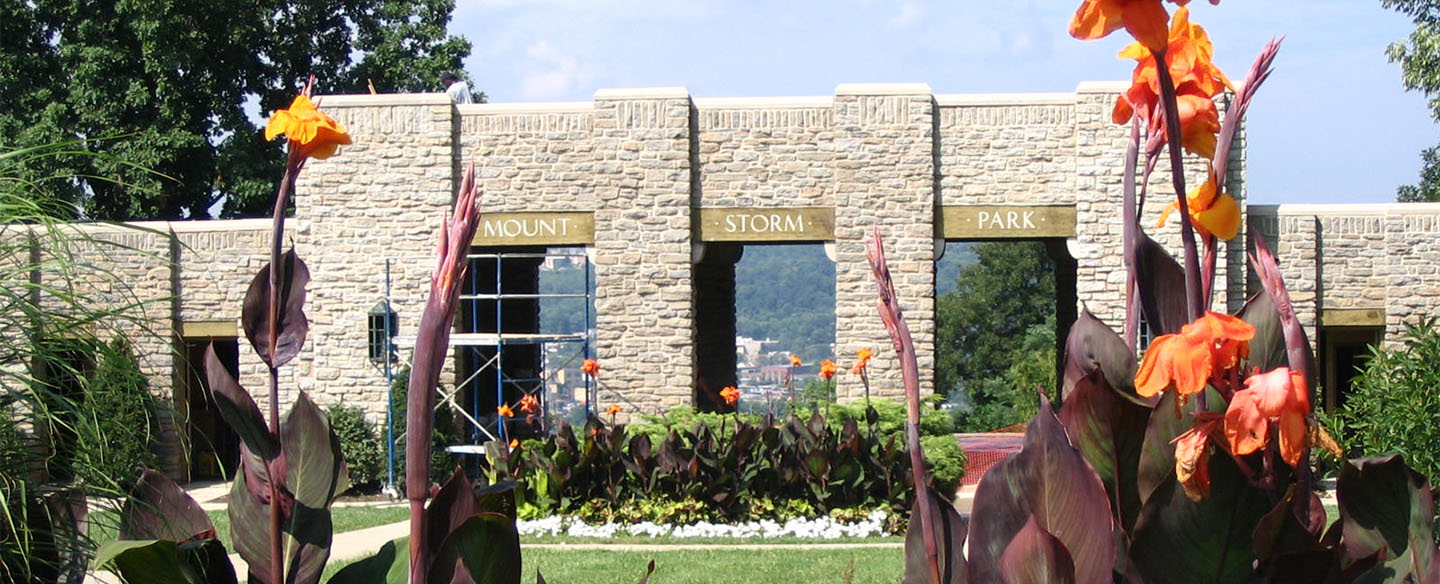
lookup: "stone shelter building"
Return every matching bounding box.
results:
[25,82,1440,480]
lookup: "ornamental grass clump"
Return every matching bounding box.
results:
[885,2,1440,582]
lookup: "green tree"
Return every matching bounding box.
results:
[935,241,1055,395]
[0,0,473,220]
[1383,0,1440,201]
[735,244,836,360]
[1335,318,1440,484]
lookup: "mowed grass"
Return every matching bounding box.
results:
[323,542,905,584]
[88,504,409,552]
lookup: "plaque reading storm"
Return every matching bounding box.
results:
[698,207,836,242]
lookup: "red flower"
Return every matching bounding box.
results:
[581,358,600,377]
[518,394,540,414]
[1110,6,1231,158]
[819,360,838,380]
[1135,311,1254,400]
[1070,0,1219,53]
[720,386,740,406]
[1224,367,1309,467]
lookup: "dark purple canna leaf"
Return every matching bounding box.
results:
[205,343,279,461]
[427,468,480,558]
[241,248,310,369]
[1133,231,1189,337]
[999,515,1076,584]
[324,538,407,584]
[281,391,348,584]
[1235,291,1288,374]
[230,458,279,584]
[1252,486,1332,582]
[475,481,519,521]
[902,487,967,584]
[967,394,1114,584]
[427,513,522,584]
[1338,455,1440,583]
[120,469,214,543]
[1057,368,1149,532]
[1129,453,1272,584]
[1061,308,1144,405]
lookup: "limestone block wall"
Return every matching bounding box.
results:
[296,93,459,421]
[1249,203,1440,346]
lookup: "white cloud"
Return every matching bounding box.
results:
[887,2,924,30]
[517,41,597,100]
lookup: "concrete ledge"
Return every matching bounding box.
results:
[1249,203,1440,216]
[313,93,455,107]
[460,101,593,115]
[693,96,834,109]
[935,92,1076,106]
[835,82,933,96]
[68,218,278,233]
[593,87,691,100]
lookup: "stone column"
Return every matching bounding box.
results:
[831,84,936,401]
[589,88,695,414]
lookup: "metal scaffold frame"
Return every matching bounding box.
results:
[380,247,594,493]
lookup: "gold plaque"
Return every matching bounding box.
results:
[697,207,835,242]
[181,320,237,338]
[473,212,595,246]
[1322,308,1385,327]
[940,205,1077,239]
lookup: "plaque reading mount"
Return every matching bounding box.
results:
[472,211,595,246]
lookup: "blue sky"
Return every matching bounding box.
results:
[448,0,1438,204]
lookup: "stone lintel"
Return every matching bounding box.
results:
[1322,308,1386,328]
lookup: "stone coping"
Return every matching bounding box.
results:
[1249,203,1440,216]
[834,82,933,96]
[692,96,834,109]
[62,218,280,233]
[460,101,593,115]
[314,93,454,107]
[935,92,1077,106]
[593,86,690,100]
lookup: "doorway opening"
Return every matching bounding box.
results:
[178,338,240,481]
[934,239,1076,432]
[695,243,835,414]
[1319,326,1382,412]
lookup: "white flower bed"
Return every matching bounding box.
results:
[517,509,890,539]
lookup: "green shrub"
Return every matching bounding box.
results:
[73,338,161,490]
[919,434,966,495]
[388,366,462,487]
[326,404,384,493]
[1336,317,1440,483]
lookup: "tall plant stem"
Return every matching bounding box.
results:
[1122,119,1141,351]
[265,159,297,584]
[1153,54,1204,323]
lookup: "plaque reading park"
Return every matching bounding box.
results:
[940,205,1077,239]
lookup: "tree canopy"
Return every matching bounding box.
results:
[0,0,473,220]
[1383,0,1440,201]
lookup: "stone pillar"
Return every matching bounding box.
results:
[589,88,695,414]
[693,243,741,412]
[831,84,937,401]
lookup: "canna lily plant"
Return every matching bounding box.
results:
[881,2,1440,582]
[93,81,528,584]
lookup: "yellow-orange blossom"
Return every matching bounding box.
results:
[264,94,351,161]
[1135,311,1254,399]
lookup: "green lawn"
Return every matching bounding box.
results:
[88,505,408,552]
[323,543,905,584]
[522,534,901,546]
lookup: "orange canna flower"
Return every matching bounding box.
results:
[606,404,622,416]
[508,439,520,450]
[1070,0,1176,53]
[1111,6,1231,158]
[1155,168,1240,240]
[497,404,514,418]
[855,348,873,370]
[1135,311,1255,399]
[1224,367,1309,467]
[264,94,352,161]
[819,360,838,380]
[518,394,540,414]
[720,386,740,406]
[581,358,600,377]
[789,354,802,367]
